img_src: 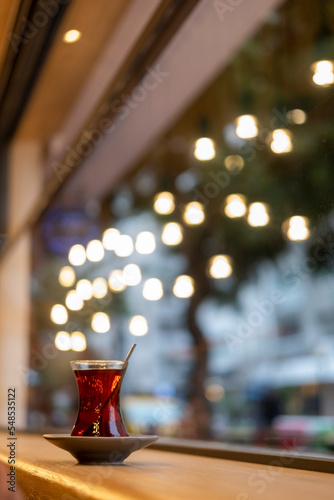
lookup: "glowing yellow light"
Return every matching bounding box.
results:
[312,60,334,86]
[68,244,86,266]
[63,29,81,43]
[65,290,84,311]
[161,222,183,245]
[135,231,156,254]
[235,115,258,139]
[92,277,108,298]
[123,264,142,286]
[54,331,71,351]
[205,383,225,402]
[108,270,126,292]
[247,202,270,227]
[70,331,87,352]
[209,255,232,279]
[58,266,76,287]
[224,194,247,218]
[173,275,195,298]
[142,278,163,301]
[153,192,175,215]
[102,228,120,250]
[286,109,307,125]
[51,304,68,325]
[129,315,148,336]
[224,155,244,172]
[270,129,293,154]
[183,202,205,225]
[285,215,310,241]
[91,312,110,333]
[194,137,216,161]
[86,240,104,262]
[76,279,93,300]
[114,234,134,257]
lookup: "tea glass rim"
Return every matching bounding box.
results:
[70,360,126,370]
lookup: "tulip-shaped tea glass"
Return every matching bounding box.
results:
[70,360,129,437]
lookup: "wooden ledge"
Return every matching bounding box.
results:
[0,433,334,499]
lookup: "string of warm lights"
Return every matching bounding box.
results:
[53,189,311,352]
[51,26,329,356]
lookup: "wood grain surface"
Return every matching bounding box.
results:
[0,433,333,500]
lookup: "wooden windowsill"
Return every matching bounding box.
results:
[0,432,333,500]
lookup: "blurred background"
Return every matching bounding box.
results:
[1,0,334,452]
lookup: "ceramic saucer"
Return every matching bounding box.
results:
[43,434,159,464]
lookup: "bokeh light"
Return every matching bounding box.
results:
[194,137,215,161]
[123,264,142,286]
[70,331,87,352]
[68,244,86,266]
[65,290,84,311]
[108,270,126,292]
[102,228,120,250]
[86,240,104,262]
[91,312,110,333]
[142,278,164,301]
[129,315,148,336]
[205,383,225,402]
[224,194,247,218]
[270,129,293,154]
[76,279,93,300]
[183,202,205,225]
[235,114,258,139]
[224,154,244,172]
[161,222,183,245]
[284,215,310,241]
[247,202,270,227]
[173,275,195,298]
[114,234,134,257]
[58,266,76,287]
[312,60,334,86]
[209,255,232,279]
[63,29,81,43]
[153,192,175,215]
[135,231,156,254]
[286,109,307,124]
[51,304,68,325]
[92,277,108,298]
[54,331,71,351]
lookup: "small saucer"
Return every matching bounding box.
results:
[43,434,159,464]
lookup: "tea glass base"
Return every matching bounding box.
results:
[43,434,159,464]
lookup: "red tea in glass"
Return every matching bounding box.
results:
[71,360,129,437]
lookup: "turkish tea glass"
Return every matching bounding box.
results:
[70,360,129,437]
